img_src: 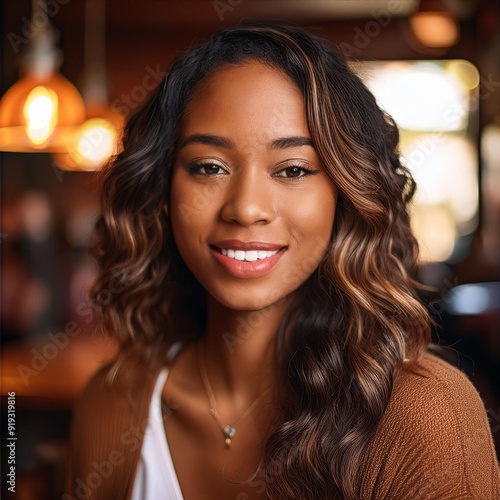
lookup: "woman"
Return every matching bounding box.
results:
[65,24,500,499]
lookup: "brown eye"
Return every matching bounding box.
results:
[202,164,223,175]
[285,167,303,178]
[187,162,228,176]
[275,166,316,179]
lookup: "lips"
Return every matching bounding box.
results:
[210,240,287,278]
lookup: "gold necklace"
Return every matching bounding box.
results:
[197,341,271,450]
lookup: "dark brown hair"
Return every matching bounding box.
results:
[91,24,431,499]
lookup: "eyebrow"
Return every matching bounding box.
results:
[178,134,233,150]
[178,134,314,151]
[269,136,314,150]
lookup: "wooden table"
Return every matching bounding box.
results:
[1,334,117,408]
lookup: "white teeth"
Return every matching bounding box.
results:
[245,251,258,262]
[219,248,280,261]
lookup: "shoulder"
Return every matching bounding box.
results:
[359,352,500,499]
[74,357,156,415]
[389,351,489,429]
[65,358,164,499]
[73,343,183,421]
[71,355,165,449]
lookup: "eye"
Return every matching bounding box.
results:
[274,165,316,179]
[187,162,228,176]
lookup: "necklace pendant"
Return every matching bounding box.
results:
[223,426,236,449]
[223,425,236,439]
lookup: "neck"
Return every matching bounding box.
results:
[201,295,293,401]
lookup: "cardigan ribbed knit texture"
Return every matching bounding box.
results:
[64,352,500,499]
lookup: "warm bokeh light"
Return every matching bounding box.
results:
[24,86,58,145]
[409,11,460,48]
[51,105,124,171]
[68,118,118,170]
[411,205,457,262]
[448,60,481,91]
[359,60,479,263]
[403,135,478,225]
[366,63,469,131]
[0,73,85,152]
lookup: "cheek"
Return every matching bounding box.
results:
[170,178,218,229]
[295,183,337,240]
[169,174,205,259]
[287,187,336,278]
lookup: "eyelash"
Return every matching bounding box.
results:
[186,163,227,176]
[186,162,318,179]
[275,165,317,179]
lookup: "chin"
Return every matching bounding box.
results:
[210,287,293,314]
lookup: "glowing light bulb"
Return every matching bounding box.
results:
[69,118,117,170]
[24,86,58,145]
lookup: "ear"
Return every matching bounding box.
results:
[163,204,169,216]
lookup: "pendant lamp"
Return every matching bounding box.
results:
[0,0,86,152]
[52,0,123,171]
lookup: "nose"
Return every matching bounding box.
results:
[219,167,276,226]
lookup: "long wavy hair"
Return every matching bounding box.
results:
[90,24,431,499]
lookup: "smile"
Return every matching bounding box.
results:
[210,241,286,278]
[218,249,280,261]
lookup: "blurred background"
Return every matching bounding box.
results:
[1,0,499,498]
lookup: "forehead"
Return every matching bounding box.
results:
[180,61,309,140]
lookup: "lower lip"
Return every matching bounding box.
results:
[210,247,286,278]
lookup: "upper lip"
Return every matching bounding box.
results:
[211,240,286,251]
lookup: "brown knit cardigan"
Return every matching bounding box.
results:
[64,352,500,499]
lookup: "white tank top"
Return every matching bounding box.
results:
[131,368,184,500]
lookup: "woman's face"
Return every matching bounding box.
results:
[170,61,337,312]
